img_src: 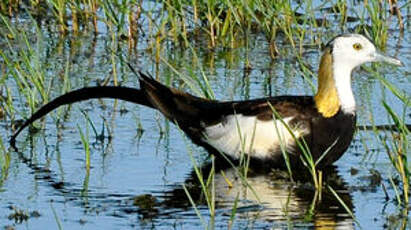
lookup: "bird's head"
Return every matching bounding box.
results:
[327,34,402,70]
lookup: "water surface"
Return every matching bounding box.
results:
[0,1,410,229]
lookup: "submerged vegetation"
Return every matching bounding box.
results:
[0,0,409,229]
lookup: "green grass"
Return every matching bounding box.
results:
[0,13,49,121]
[382,101,409,206]
[50,200,64,230]
[0,137,10,189]
[0,0,409,229]
[369,68,410,207]
[0,0,404,57]
[77,122,90,171]
[180,128,216,228]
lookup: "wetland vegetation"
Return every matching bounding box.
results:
[0,0,409,229]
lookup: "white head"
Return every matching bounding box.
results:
[328,34,402,70]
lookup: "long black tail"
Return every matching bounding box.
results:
[10,86,152,149]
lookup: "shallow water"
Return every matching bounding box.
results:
[0,1,410,229]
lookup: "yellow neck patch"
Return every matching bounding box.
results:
[314,48,340,118]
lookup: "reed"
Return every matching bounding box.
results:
[0,0,400,62]
[364,0,389,47]
[180,128,216,227]
[0,137,10,188]
[328,185,362,228]
[50,201,64,230]
[382,101,409,206]
[269,104,327,193]
[48,0,68,34]
[370,69,410,207]
[0,0,408,228]
[77,121,91,171]
[0,14,49,119]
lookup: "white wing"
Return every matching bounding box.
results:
[202,114,308,160]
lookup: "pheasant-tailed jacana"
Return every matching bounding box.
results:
[10,34,403,169]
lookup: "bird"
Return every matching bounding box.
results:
[10,34,402,169]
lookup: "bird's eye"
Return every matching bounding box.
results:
[353,43,362,50]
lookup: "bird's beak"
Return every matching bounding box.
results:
[374,52,403,66]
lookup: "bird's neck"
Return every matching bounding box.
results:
[314,49,355,118]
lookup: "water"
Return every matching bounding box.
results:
[0,2,410,229]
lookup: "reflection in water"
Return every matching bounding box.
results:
[14,145,354,228]
[161,163,354,229]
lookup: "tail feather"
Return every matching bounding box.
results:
[10,86,151,149]
[137,72,178,119]
[10,71,218,150]
[137,71,213,125]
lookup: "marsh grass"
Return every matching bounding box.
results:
[369,69,410,207]
[0,137,10,188]
[328,185,362,228]
[362,0,389,47]
[0,0,409,229]
[50,200,63,230]
[180,123,266,228]
[0,0,404,65]
[0,13,49,120]
[180,129,215,228]
[77,121,90,171]
[353,65,409,229]
[0,87,14,122]
[268,103,328,194]
[0,2,342,57]
[382,102,409,206]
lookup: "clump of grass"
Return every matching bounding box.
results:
[48,0,68,34]
[118,1,321,61]
[0,137,11,188]
[269,104,327,193]
[1,0,403,64]
[363,0,389,48]
[161,0,317,51]
[181,132,216,228]
[0,86,15,121]
[382,101,409,206]
[0,0,19,16]
[371,70,410,207]
[0,14,49,120]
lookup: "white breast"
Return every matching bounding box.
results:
[202,114,309,160]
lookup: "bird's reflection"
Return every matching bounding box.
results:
[154,161,354,229]
[15,142,354,229]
